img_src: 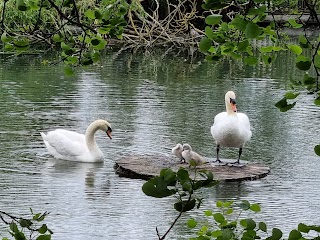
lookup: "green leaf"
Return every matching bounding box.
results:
[245,22,261,39]
[213,213,225,223]
[14,231,26,240]
[10,222,19,233]
[259,46,273,53]
[1,32,12,43]
[275,97,296,112]
[271,228,283,240]
[199,37,212,52]
[91,38,101,46]
[19,219,32,228]
[262,54,276,65]
[308,225,320,232]
[244,56,258,66]
[36,235,51,240]
[4,43,14,51]
[85,9,95,19]
[212,230,223,237]
[222,228,233,240]
[52,34,62,43]
[177,168,189,180]
[142,178,174,198]
[314,98,320,106]
[272,46,283,51]
[285,92,300,99]
[250,203,261,212]
[248,5,266,15]
[64,65,74,76]
[288,229,302,240]
[298,223,310,233]
[231,15,248,31]
[242,230,257,240]
[315,145,320,156]
[205,26,215,40]
[94,10,102,19]
[16,0,28,11]
[204,210,213,216]
[205,14,222,25]
[14,38,29,48]
[288,44,302,55]
[174,199,196,212]
[275,97,287,108]
[205,54,222,62]
[303,73,316,85]
[295,55,311,70]
[288,18,303,28]
[38,224,48,234]
[230,52,241,60]
[226,208,233,214]
[238,40,249,52]
[216,201,223,208]
[239,200,250,210]
[182,182,192,192]
[314,54,320,69]
[259,222,267,232]
[187,219,197,228]
[163,169,176,182]
[240,219,256,230]
[299,35,310,48]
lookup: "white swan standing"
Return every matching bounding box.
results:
[210,91,252,164]
[172,143,185,162]
[40,119,112,162]
[181,144,206,166]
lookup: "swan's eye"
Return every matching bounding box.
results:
[107,126,112,132]
[230,98,236,105]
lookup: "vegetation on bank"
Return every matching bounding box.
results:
[0,0,320,239]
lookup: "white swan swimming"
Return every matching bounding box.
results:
[172,143,185,162]
[40,119,112,162]
[210,91,252,164]
[181,144,206,166]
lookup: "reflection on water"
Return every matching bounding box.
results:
[0,50,319,239]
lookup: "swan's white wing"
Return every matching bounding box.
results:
[42,130,88,157]
[211,112,227,139]
[238,113,252,140]
[53,129,86,144]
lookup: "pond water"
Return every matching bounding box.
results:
[0,49,319,240]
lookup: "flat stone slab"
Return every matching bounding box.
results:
[114,154,270,182]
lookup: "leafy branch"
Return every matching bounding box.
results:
[142,167,219,239]
[187,200,320,240]
[0,209,52,240]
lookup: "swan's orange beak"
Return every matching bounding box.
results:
[231,103,237,112]
[230,98,237,112]
[106,129,112,139]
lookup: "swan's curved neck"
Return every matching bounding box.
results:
[85,123,100,151]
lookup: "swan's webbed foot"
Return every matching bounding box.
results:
[213,159,228,166]
[227,159,245,167]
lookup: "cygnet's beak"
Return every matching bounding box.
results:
[106,128,112,139]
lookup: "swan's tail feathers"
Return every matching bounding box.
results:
[40,132,47,140]
[40,132,51,151]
